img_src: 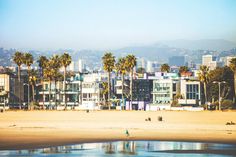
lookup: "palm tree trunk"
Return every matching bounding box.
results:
[42,68,45,110]
[108,72,111,110]
[31,84,35,110]
[130,69,133,110]
[64,66,66,109]
[42,82,45,110]
[204,82,207,110]
[28,66,31,110]
[122,73,124,110]
[32,84,35,102]
[18,66,21,110]
[49,79,51,110]
[54,80,57,109]
[234,73,236,103]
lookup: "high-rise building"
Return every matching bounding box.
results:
[146,61,160,73]
[202,55,222,70]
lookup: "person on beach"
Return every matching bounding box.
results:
[125,129,130,137]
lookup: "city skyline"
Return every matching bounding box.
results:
[0,0,236,50]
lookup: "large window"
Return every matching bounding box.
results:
[154,83,170,92]
[186,84,199,99]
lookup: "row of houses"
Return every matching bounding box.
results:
[0,70,202,111]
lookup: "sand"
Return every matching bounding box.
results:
[0,110,236,150]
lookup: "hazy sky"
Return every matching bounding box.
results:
[0,0,236,50]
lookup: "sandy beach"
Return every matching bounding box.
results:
[0,110,236,150]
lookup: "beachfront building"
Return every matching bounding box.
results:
[128,79,153,110]
[38,73,82,110]
[0,72,24,109]
[114,78,130,110]
[178,78,201,106]
[151,74,180,110]
[81,73,107,110]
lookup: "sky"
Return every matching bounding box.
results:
[0,0,236,50]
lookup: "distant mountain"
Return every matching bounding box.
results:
[158,39,236,51]
[113,44,189,61]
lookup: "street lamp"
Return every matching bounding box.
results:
[213,81,226,110]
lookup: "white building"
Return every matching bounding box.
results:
[146,61,160,73]
[80,73,107,110]
[202,55,222,70]
[178,78,201,106]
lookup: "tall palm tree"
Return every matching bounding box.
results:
[23,53,34,110]
[38,56,48,109]
[60,53,72,109]
[102,52,115,110]
[13,51,24,109]
[51,55,62,109]
[29,69,38,105]
[125,55,137,110]
[198,65,210,105]
[38,56,48,77]
[229,58,236,103]
[101,82,108,107]
[161,63,170,73]
[116,57,127,110]
[44,59,54,110]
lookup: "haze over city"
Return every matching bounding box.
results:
[0,0,236,50]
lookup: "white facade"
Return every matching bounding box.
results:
[202,55,221,70]
[81,73,107,110]
[178,79,201,106]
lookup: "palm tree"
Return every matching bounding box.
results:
[23,53,34,110]
[44,59,54,110]
[229,58,236,103]
[38,56,48,109]
[179,66,189,75]
[125,55,137,110]
[29,69,38,109]
[198,65,210,105]
[60,53,72,109]
[13,51,24,109]
[116,57,127,110]
[101,82,108,107]
[161,63,170,73]
[51,55,62,109]
[38,56,48,77]
[102,52,115,110]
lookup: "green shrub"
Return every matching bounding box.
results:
[171,100,181,107]
[221,99,234,110]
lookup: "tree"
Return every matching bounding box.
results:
[60,53,72,109]
[229,58,236,103]
[198,65,210,105]
[13,51,24,109]
[23,53,34,110]
[116,57,127,110]
[44,59,54,110]
[125,55,137,110]
[29,69,38,107]
[38,56,48,109]
[208,67,234,103]
[161,63,170,72]
[136,67,145,74]
[179,66,189,75]
[102,52,115,110]
[38,56,48,77]
[101,82,108,107]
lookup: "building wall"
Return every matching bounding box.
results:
[152,78,179,105]
[178,79,201,106]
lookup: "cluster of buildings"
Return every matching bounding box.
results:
[0,54,235,111]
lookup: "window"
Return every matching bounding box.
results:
[173,83,176,92]
[186,84,199,99]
